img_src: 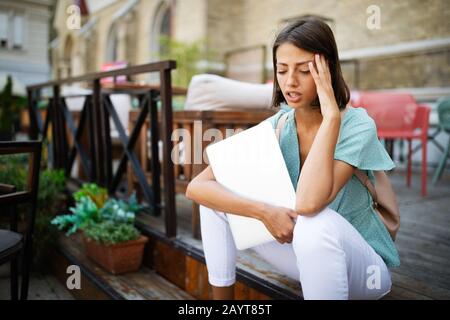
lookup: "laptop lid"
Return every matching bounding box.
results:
[206,120,296,250]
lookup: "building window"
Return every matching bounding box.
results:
[159,6,171,56]
[0,10,25,50]
[106,24,119,62]
[0,12,9,48]
[12,14,24,49]
[150,1,173,59]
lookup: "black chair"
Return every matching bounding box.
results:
[0,141,42,300]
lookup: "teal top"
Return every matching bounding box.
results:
[267,105,400,268]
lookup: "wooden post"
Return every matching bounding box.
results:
[159,68,176,238]
[92,80,104,185]
[27,89,38,140]
[87,94,97,182]
[149,90,161,217]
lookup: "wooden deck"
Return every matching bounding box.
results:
[51,234,195,300]
[386,170,450,299]
[42,169,450,300]
[148,169,450,300]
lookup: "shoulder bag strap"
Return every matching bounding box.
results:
[354,169,379,205]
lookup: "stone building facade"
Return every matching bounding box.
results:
[51,0,449,92]
[0,0,54,88]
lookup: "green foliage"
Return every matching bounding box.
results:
[74,183,108,208]
[157,36,216,88]
[51,196,101,235]
[51,185,142,244]
[100,193,139,224]
[0,75,25,134]
[0,154,28,190]
[0,75,14,133]
[0,154,66,272]
[0,154,66,206]
[83,220,140,245]
[37,170,66,207]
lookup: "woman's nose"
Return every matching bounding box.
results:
[286,72,298,87]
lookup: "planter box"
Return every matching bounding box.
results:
[83,235,148,275]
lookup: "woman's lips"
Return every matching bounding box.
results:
[285,92,302,103]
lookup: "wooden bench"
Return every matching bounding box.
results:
[128,108,276,238]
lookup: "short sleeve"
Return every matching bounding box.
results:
[334,109,395,171]
[266,105,290,129]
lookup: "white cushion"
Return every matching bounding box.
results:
[61,85,131,138]
[184,74,273,110]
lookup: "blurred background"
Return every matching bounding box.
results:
[0,0,449,301]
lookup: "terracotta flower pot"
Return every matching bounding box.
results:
[83,234,149,275]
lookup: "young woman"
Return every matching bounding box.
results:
[186,18,400,300]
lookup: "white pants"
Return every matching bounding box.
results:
[199,205,392,300]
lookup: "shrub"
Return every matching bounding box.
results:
[83,221,140,245]
[51,184,142,245]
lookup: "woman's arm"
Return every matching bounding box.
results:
[295,54,355,215]
[186,166,298,243]
[295,129,355,215]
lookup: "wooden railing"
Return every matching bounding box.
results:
[128,108,276,238]
[26,61,178,238]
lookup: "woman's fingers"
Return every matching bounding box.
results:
[309,61,320,84]
[315,54,325,77]
[287,209,298,219]
[321,55,332,83]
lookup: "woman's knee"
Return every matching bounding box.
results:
[292,207,342,255]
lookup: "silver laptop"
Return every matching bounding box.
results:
[206,120,296,250]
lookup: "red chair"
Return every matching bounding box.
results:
[350,90,362,107]
[358,92,431,196]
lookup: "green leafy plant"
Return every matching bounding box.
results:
[83,220,140,246]
[51,196,101,235]
[100,193,139,224]
[51,184,142,244]
[157,36,216,89]
[73,183,108,208]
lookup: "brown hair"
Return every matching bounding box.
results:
[271,18,350,110]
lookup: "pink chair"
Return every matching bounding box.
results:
[358,92,431,196]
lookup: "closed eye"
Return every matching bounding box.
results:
[277,70,309,75]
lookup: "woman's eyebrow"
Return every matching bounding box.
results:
[277,60,313,66]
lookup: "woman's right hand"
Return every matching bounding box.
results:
[260,204,298,244]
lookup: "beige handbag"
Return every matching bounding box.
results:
[354,170,400,241]
[275,112,400,241]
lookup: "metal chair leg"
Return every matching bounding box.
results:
[407,139,412,187]
[433,137,450,184]
[421,136,428,197]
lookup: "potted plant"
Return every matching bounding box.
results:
[51,183,148,275]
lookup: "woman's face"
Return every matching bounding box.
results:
[275,42,317,109]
